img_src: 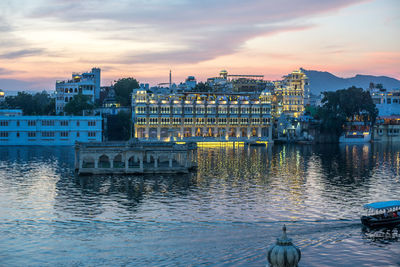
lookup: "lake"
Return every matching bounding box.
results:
[0,144,399,266]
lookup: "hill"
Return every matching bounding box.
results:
[301,69,400,94]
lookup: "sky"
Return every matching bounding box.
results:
[0,0,399,91]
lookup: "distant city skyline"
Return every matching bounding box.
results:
[0,0,399,91]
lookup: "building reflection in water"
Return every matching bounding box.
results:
[53,173,197,220]
[1,144,399,223]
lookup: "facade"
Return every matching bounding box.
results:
[132,90,273,142]
[373,116,400,142]
[0,115,102,145]
[75,141,197,174]
[96,89,130,115]
[370,89,400,116]
[206,70,272,93]
[55,68,101,114]
[184,76,197,90]
[274,70,308,118]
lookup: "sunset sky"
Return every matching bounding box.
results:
[0,0,399,91]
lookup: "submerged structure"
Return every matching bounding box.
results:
[75,140,197,175]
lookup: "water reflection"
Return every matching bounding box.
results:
[54,174,196,220]
[362,226,400,243]
[1,144,400,266]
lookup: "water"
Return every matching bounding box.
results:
[0,144,400,266]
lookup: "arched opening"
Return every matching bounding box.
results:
[74,88,78,93]
[82,156,95,168]
[113,154,124,168]
[65,97,69,102]
[252,127,257,137]
[229,127,236,137]
[196,127,202,137]
[145,154,156,168]
[207,127,213,137]
[128,156,140,168]
[158,154,170,167]
[99,154,110,168]
[241,128,247,138]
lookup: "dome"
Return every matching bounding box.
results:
[267,225,301,267]
[219,70,228,78]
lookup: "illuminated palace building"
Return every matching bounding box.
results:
[132,90,273,141]
[274,70,309,118]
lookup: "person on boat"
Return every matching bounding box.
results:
[384,209,388,218]
[393,211,398,218]
[397,210,400,217]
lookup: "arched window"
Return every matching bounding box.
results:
[113,154,124,168]
[99,155,110,168]
[128,156,140,168]
[82,157,95,168]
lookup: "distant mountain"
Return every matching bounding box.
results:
[0,79,48,95]
[301,69,400,95]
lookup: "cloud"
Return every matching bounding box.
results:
[0,49,45,59]
[0,67,19,75]
[23,0,366,64]
[0,78,36,91]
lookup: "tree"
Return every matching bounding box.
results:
[113,78,139,106]
[316,86,378,137]
[106,111,132,141]
[64,93,94,115]
[2,91,55,115]
[32,91,55,115]
[193,82,212,92]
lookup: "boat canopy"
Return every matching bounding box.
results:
[364,200,400,210]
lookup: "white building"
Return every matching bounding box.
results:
[55,68,101,114]
[179,76,197,91]
[371,89,400,116]
[0,114,102,145]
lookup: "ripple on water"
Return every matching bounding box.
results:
[0,144,399,266]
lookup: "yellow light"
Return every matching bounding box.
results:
[175,142,186,145]
[197,141,244,148]
[363,132,370,135]
[256,141,268,145]
[353,132,357,135]
[0,92,4,96]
